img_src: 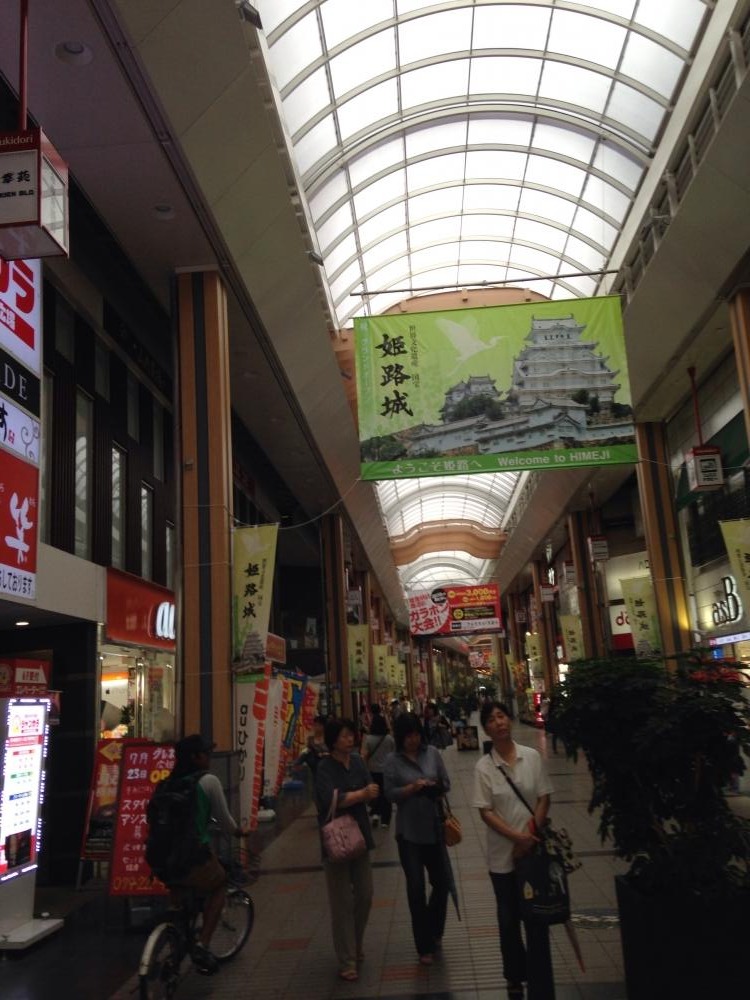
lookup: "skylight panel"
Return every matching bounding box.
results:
[511,245,563,275]
[337,79,398,141]
[406,120,468,158]
[410,265,459,288]
[457,263,510,285]
[410,217,463,248]
[408,187,464,222]
[317,201,354,254]
[572,206,618,249]
[570,1,636,18]
[526,155,586,197]
[548,9,627,67]
[349,137,405,187]
[357,203,406,248]
[539,62,611,115]
[461,214,515,239]
[514,218,568,252]
[320,0,393,50]
[468,116,533,147]
[472,4,551,51]
[460,239,511,262]
[532,122,596,164]
[309,172,349,224]
[463,184,521,212]
[353,170,406,220]
[270,12,321,91]
[469,57,542,97]
[519,189,576,226]
[592,144,643,194]
[528,278,554,297]
[604,82,665,143]
[581,175,631,223]
[620,33,684,99]
[407,153,466,192]
[293,115,338,176]
[255,0,302,37]
[323,233,358,279]
[563,234,606,271]
[411,244,460,274]
[559,273,597,297]
[367,292,410,318]
[398,9,473,63]
[362,231,408,272]
[634,0,706,51]
[284,68,331,136]
[329,29,397,100]
[401,61,470,111]
[363,257,408,295]
[465,150,527,182]
[330,261,363,304]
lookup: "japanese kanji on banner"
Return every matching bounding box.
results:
[80,739,124,862]
[347,624,370,689]
[109,741,175,896]
[355,296,635,480]
[232,524,278,669]
[409,583,502,636]
[560,615,585,663]
[234,667,269,831]
[372,645,388,688]
[620,576,662,659]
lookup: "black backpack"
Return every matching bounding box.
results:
[145,770,207,882]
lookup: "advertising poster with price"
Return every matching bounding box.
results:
[108,741,174,896]
[0,699,48,875]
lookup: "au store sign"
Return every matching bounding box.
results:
[0,450,38,598]
[106,569,176,650]
[409,583,502,636]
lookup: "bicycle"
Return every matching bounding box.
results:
[138,865,254,999]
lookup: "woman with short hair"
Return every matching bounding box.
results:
[384,712,451,965]
[315,717,379,982]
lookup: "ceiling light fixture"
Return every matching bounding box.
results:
[153,203,175,222]
[54,41,93,66]
[15,620,30,627]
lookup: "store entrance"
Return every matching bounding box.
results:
[99,644,175,742]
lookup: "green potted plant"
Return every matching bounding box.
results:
[553,654,750,998]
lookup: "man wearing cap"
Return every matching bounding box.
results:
[169,734,250,974]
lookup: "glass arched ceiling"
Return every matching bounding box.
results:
[256,0,710,327]
[377,472,516,536]
[399,550,498,593]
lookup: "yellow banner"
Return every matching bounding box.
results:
[526,633,541,660]
[719,519,750,614]
[348,625,370,689]
[232,525,278,666]
[560,615,585,662]
[372,645,388,688]
[620,576,661,658]
[388,655,400,688]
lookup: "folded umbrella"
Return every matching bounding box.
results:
[440,839,461,921]
[563,918,585,972]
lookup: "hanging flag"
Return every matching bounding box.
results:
[719,520,750,614]
[560,615,585,662]
[372,645,389,688]
[347,625,370,689]
[620,577,662,658]
[232,525,278,668]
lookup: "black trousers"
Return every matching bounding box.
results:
[397,837,449,956]
[370,772,392,825]
[490,871,555,1000]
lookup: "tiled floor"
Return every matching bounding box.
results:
[110,721,628,1000]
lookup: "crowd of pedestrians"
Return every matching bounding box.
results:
[310,695,556,999]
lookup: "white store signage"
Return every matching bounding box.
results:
[0,148,38,225]
[154,601,175,641]
[0,392,39,463]
[694,563,747,635]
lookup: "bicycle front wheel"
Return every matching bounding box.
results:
[139,923,182,1000]
[212,889,254,962]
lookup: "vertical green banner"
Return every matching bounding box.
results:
[232,525,278,667]
[372,645,388,688]
[355,295,636,479]
[560,614,585,662]
[620,577,662,658]
[348,625,370,689]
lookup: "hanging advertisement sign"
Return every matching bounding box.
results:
[347,624,370,688]
[263,675,285,799]
[0,129,69,260]
[0,699,48,876]
[409,583,502,636]
[0,449,38,599]
[232,525,278,669]
[620,577,662,658]
[277,669,307,752]
[80,739,124,862]
[719,520,750,618]
[108,741,174,896]
[234,667,269,830]
[355,295,634,480]
[0,658,49,697]
[387,655,400,688]
[372,645,388,688]
[1,257,42,376]
[609,604,635,651]
[559,615,585,662]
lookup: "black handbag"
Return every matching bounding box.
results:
[494,758,572,926]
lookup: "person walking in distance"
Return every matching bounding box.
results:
[361,705,395,828]
[315,718,379,982]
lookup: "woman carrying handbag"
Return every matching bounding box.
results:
[315,718,379,982]
[472,701,555,1000]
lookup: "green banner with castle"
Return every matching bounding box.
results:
[354,296,636,480]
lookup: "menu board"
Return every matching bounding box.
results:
[0,699,48,875]
[108,741,174,896]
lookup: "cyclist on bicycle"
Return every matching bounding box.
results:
[167,734,251,975]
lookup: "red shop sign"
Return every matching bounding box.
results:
[108,740,174,896]
[106,569,176,650]
[0,657,49,697]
